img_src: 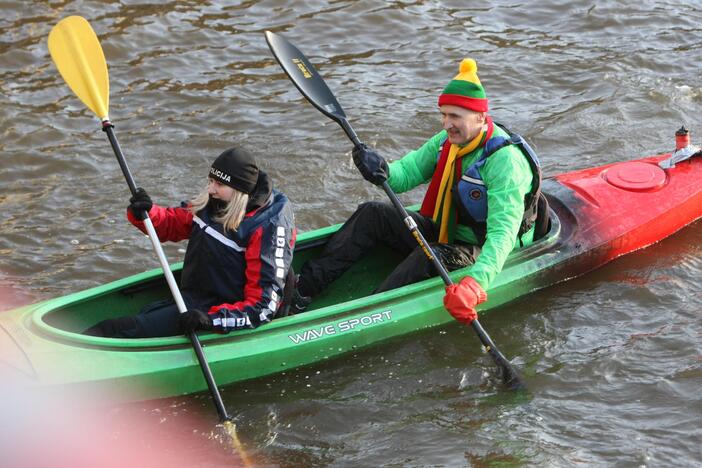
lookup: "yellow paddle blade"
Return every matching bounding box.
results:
[48,16,109,120]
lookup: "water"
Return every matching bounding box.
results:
[1,1,701,466]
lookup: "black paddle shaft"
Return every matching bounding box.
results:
[100,120,233,421]
[265,31,525,390]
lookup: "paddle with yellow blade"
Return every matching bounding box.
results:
[48,15,237,428]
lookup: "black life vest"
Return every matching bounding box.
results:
[180,189,294,309]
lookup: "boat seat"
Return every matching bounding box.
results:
[275,267,297,318]
[532,193,551,241]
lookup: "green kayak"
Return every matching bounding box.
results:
[2,150,701,401]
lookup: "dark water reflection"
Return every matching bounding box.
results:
[1,1,701,466]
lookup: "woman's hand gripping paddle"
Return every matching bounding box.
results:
[48,16,239,426]
[265,31,525,391]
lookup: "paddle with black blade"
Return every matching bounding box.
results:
[265,31,525,391]
[48,16,236,424]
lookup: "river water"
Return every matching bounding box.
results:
[1,1,701,466]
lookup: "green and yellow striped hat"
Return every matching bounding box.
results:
[437,58,488,112]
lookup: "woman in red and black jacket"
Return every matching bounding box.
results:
[86,147,296,338]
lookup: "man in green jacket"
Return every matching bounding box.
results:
[293,58,539,324]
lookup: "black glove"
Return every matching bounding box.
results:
[179,309,213,333]
[352,143,389,186]
[128,188,153,220]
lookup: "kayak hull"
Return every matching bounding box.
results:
[2,153,701,401]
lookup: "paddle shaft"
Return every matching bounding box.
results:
[101,120,231,421]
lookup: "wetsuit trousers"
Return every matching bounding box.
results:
[84,293,216,338]
[296,201,480,297]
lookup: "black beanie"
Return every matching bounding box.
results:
[209,147,259,194]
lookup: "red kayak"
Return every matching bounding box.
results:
[541,145,701,284]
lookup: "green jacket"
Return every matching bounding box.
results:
[387,127,535,289]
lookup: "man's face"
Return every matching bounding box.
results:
[440,105,487,145]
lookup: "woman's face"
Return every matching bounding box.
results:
[207,178,235,202]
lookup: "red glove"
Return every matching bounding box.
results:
[443,276,487,324]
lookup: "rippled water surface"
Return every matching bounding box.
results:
[2,1,701,466]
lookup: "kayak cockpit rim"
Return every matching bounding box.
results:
[28,208,563,349]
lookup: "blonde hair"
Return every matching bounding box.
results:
[190,182,249,233]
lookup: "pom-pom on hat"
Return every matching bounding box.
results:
[209,147,259,194]
[437,58,488,112]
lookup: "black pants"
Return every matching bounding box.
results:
[297,201,480,297]
[84,293,216,338]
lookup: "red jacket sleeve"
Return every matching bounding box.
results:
[126,204,193,242]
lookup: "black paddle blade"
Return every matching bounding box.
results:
[472,320,527,391]
[486,346,526,391]
[502,362,527,391]
[265,31,347,124]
